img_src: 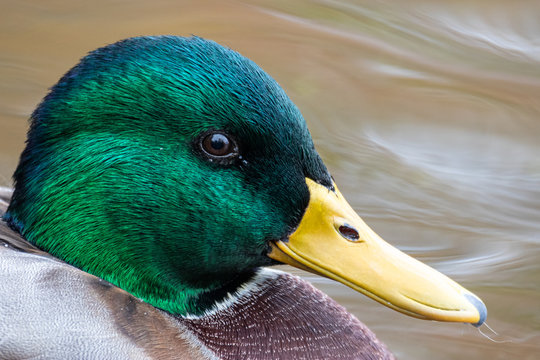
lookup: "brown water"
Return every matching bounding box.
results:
[1,1,539,359]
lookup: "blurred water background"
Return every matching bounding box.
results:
[1,1,539,359]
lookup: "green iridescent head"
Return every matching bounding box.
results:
[5,36,488,326]
[5,36,331,315]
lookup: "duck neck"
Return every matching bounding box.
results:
[6,206,258,316]
[5,181,260,317]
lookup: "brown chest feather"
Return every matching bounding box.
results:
[180,273,393,360]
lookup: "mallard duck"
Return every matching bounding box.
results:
[0,36,486,359]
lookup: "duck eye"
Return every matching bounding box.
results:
[200,131,238,159]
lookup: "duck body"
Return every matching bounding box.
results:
[1,36,486,359]
[0,189,391,360]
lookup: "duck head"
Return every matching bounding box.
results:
[5,36,486,324]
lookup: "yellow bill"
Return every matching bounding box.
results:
[269,178,487,326]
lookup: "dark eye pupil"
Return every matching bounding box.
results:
[202,132,236,157]
[210,134,227,151]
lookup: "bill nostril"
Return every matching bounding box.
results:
[338,224,361,242]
